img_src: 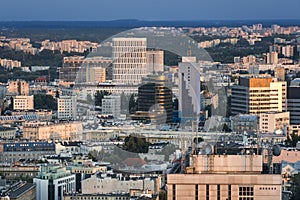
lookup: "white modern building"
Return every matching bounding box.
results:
[34,165,76,200]
[57,95,77,120]
[112,37,147,85]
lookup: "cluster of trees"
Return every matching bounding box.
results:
[34,94,57,110]
[94,90,111,107]
[123,135,150,153]
[285,133,300,147]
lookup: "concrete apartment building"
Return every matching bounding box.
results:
[112,37,147,85]
[7,80,29,96]
[266,52,278,64]
[22,121,83,140]
[13,95,34,110]
[101,95,121,118]
[231,77,287,116]
[259,112,290,134]
[146,49,164,73]
[34,165,76,200]
[168,153,282,200]
[57,95,77,120]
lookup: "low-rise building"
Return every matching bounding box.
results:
[168,147,282,200]
[0,126,16,139]
[13,96,34,111]
[0,141,56,163]
[81,172,159,195]
[259,112,289,134]
[22,121,83,140]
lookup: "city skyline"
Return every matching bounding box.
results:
[0,0,299,21]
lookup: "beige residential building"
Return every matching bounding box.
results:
[231,77,286,115]
[22,121,83,140]
[7,80,29,96]
[168,154,282,200]
[266,52,278,64]
[0,126,16,139]
[13,95,34,110]
[259,112,289,134]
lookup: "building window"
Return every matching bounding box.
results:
[228,185,231,200]
[195,185,198,200]
[206,185,209,200]
[217,185,220,200]
[238,186,254,200]
[172,184,176,200]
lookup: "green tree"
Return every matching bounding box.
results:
[129,94,137,114]
[286,133,300,147]
[123,135,150,153]
[291,173,300,200]
[34,94,57,110]
[94,90,111,106]
[88,149,105,162]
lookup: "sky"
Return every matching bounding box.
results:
[0,0,299,21]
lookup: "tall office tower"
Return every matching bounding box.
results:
[281,45,294,57]
[287,86,300,125]
[266,52,278,64]
[146,49,164,74]
[178,57,201,122]
[13,95,34,110]
[7,80,29,96]
[274,66,285,81]
[112,38,147,85]
[231,77,287,116]
[137,74,173,123]
[57,95,77,120]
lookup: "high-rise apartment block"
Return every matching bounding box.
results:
[112,38,147,85]
[281,45,294,57]
[231,77,286,116]
[266,52,278,64]
[7,80,29,96]
[146,50,164,74]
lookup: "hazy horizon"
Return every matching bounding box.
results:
[0,0,299,21]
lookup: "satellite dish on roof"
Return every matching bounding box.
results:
[273,144,281,156]
[275,129,283,135]
[198,142,213,155]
